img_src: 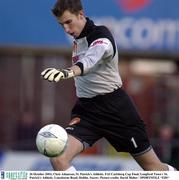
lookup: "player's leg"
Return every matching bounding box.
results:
[50,134,83,171]
[100,88,176,171]
[51,98,103,171]
[132,148,169,170]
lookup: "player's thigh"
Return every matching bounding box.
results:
[52,134,83,162]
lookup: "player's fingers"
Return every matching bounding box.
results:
[41,68,54,76]
[48,69,60,81]
[54,72,64,82]
[43,69,56,80]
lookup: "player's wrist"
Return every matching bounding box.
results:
[61,68,75,79]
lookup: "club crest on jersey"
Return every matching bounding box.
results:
[72,55,80,63]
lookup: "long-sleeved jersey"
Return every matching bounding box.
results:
[73,18,122,98]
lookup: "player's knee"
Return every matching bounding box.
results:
[50,155,70,170]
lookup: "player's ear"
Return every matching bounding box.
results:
[79,10,85,19]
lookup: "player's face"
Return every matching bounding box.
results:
[57,10,86,38]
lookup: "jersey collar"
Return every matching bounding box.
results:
[76,17,95,39]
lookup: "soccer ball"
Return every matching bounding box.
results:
[36,124,68,157]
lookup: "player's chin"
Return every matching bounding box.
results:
[70,33,77,38]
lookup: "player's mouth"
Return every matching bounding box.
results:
[70,33,75,37]
[70,33,77,38]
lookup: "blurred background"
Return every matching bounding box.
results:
[0,0,179,170]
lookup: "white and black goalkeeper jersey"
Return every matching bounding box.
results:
[72,18,122,98]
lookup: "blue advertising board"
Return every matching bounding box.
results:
[0,0,179,52]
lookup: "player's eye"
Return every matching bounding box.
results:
[65,20,72,24]
[58,20,72,28]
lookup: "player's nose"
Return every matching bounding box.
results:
[63,24,70,34]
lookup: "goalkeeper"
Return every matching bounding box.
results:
[41,0,176,171]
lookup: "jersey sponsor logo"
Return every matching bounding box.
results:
[91,40,108,47]
[115,0,151,13]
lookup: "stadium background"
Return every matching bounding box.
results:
[0,0,179,170]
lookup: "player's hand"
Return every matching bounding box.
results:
[41,68,74,82]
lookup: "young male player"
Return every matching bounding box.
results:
[41,0,176,171]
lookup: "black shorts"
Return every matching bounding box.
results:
[66,88,151,156]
